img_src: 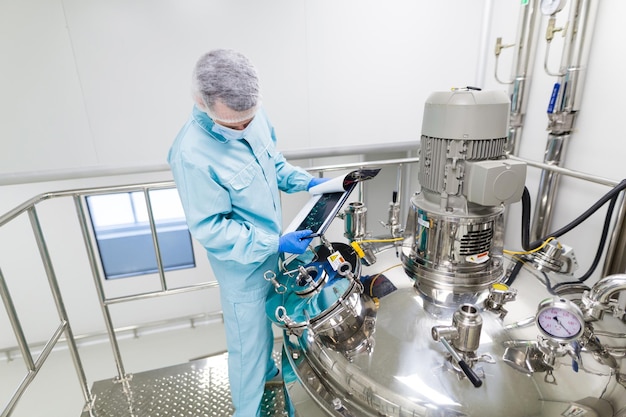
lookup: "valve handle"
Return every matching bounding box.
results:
[440,337,483,388]
[458,359,483,388]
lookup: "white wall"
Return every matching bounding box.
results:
[0,0,624,354]
[483,0,626,275]
[0,0,487,350]
[0,0,485,179]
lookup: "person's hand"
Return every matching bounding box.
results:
[279,230,313,254]
[307,177,331,191]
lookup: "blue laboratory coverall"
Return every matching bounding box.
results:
[167,105,312,417]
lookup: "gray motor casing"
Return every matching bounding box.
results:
[406,88,526,306]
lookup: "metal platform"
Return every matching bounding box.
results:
[81,352,290,417]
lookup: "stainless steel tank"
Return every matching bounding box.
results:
[271,247,620,417]
[266,89,623,417]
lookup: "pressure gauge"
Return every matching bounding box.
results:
[540,0,566,16]
[535,297,584,342]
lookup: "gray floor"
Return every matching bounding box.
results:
[83,354,289,417]
[0,321,324,417]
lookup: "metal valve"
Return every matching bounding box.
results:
[484,282,518,319]
[432,304,484,387]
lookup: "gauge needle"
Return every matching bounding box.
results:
[552,316,571,335]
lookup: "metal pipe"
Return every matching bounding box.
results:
[0,321,67,417]
[0,268,35,370]
[73,195,129,382]
[499,0,542,155]
[0,142,420,186]
[561,0,597,113]
[475,0,494,88]
[143,188,168,291]
[531,0,599,241]
[401,150,414,228]
[103,282,219,305]
[509,155,619,187]
[0,311,224,363]
[27,206,94,406]
[308,156,420,174]
[586,274,626,305]
[530,133,570,241]
[602,193,626,276]
[583,274,626,321]
[0,182,175,228]
[0,156,420,228]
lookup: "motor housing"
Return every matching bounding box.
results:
[402,88,526,307]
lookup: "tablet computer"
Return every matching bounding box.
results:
[283,168,380,236]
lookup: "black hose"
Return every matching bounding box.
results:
[552,194,618,290]
[520,187,532,251]
[503,260,524,287]
[518,179,626,286]
[542,271,556,295]
[522,179,626,251]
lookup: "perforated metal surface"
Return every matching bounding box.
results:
[82,353,289,417]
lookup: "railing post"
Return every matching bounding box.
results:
[143,188,168,291]
[73,196,130,384]
[0,267,35,417]
[27,206,95,410]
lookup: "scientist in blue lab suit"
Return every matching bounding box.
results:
[167,49,327,416]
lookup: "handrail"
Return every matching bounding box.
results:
[0,141,419,186]
[509,155,619,187]
[0,311,224,363]
[0,181,175,228]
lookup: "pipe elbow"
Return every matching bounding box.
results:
[588,274,626,304]
[583,274,626,321]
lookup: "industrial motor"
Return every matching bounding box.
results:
[402,88,527,308]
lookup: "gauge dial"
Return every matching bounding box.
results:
[540,0,566,16]
[536,298,584,342]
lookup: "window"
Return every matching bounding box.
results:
[86,188,195,279]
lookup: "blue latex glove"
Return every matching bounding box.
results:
[307,177,331,191]
[279,230,313,254]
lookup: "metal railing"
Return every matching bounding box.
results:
[0,194,94,416]
[72,182,222,385]
[0,181,227,416]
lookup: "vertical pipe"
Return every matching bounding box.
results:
[402,150,414,227]
[530,0,599,241]
[506,0,541,156]
[73,195,128,382]
[603,193,626,276]
[531,133,570,241]
[395,163,403,232]
[475,0,495,88]
[27,207,94,406]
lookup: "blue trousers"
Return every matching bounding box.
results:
[221,287,278,417]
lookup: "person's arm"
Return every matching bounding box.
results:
[274,153,313,193]
[269,127,313,193]
[173,158,278,264]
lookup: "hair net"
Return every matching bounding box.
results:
[192,49,260,123]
